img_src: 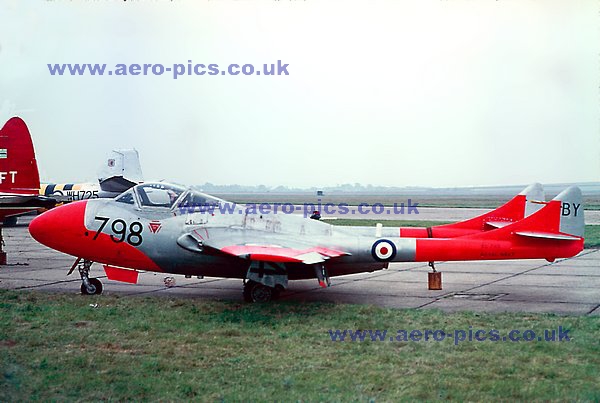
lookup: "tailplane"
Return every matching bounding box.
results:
[0,117,40,195]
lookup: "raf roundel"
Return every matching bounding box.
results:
[371,239,397,262]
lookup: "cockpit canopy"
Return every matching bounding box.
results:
[115,182,224,211]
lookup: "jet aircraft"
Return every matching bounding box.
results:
[28,181,584,302]
[0,117,143,225]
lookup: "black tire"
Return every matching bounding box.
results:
[243,280,274,303]
[81,278,103,295]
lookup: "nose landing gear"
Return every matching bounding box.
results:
[69,257,103,295]
[81,277,103,295]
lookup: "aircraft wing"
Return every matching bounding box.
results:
[177,228,349,264]
[0,194,56,221]
[0,193,56,209]
[0,193,55,205]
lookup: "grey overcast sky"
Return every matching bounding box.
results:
[0,0,598,188]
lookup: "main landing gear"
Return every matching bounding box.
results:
[242,262,333,302]
[243,280,280,303]
[69,258,103,295]
[243,261,287,303]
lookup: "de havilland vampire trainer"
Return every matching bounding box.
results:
[28,182,584,302]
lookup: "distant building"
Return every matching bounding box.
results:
[317,190,324,196]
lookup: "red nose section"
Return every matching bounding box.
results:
[29,201,88,253]
[29,200,162,272]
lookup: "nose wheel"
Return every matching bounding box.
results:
[73,258,103,295]
[81,278,103,295]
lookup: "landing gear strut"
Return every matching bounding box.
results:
[0,225,6,265]
[76,259,103,295]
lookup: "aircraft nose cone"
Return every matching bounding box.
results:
[29,201,88,253]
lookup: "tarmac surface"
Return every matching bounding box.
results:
[1,216,599,316]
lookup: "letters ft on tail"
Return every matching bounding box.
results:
[0,117,55,222]
[28,180,584,302]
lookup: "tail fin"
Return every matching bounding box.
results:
[478,182,546,227]
[522,183,545,217]
[0,117,40,195]
[97,149,143,193]
[506,186,584,242]
[555,186,584,238]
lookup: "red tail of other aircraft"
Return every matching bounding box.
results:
[0,117,40,195]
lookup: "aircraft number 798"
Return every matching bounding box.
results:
[94,216,143,246]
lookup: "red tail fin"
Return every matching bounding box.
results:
[0,117,40,195]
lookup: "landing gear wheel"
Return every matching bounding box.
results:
[81,278,103,295]
[243,280,274,303]
[76,259,101,295]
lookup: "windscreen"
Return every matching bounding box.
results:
[134,183,186,208]
[176,189,224,213]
